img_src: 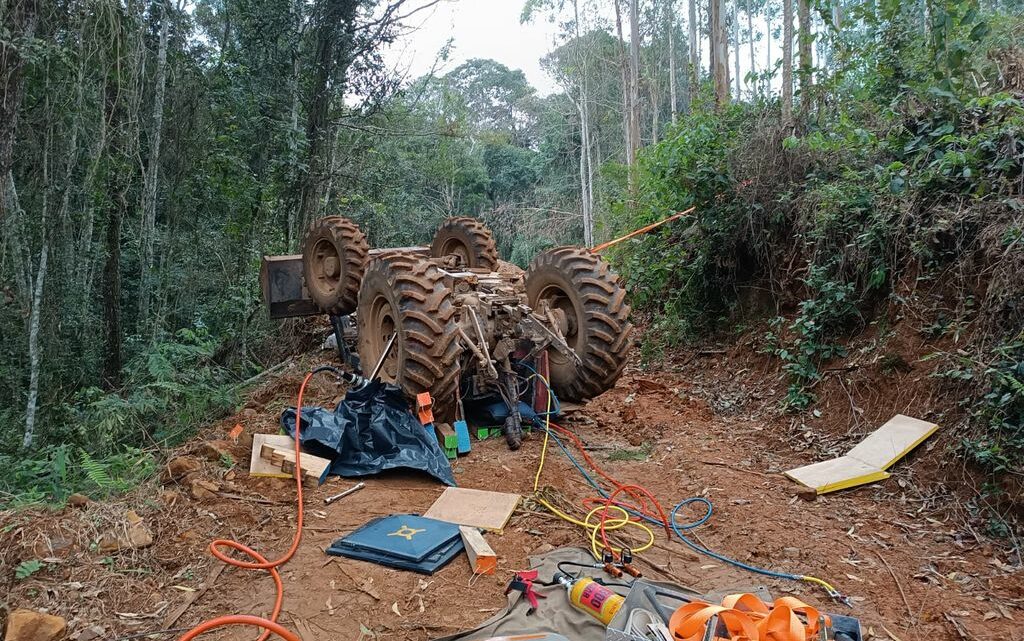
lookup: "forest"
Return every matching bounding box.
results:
[0,0,1022,518]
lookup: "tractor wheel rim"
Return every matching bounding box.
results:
[441,238,471,267]
[368,294,399,381]
[311,239,341,295]
[537,284,580,364]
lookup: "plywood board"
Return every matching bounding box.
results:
[784,455,890,494]
[847,414,938,470]
[423,487,520,533]
[249,434,293,479]
[784,414,938,495]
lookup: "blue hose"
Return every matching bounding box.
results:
[539,420,803,582]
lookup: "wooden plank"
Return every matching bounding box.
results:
[250,434,292,479]
[459,526,496,575]
[251,433,330,482]
[846,414,938,470]
[423,487,520,533]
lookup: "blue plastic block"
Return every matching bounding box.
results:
[454,420,471,454]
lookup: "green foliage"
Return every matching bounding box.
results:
[961,335,1024,476]
[15,560,44,581]
[1,328,232,505]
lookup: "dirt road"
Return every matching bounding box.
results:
[3,353,1021,640]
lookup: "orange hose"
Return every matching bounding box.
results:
[177,371,315,641]
[589,207,695,253]
[545,420,672,559]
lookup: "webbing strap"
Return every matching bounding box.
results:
[668,593,831,641]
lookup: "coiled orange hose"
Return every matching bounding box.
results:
[177,371,316,641]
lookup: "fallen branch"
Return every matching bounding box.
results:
[875,550,915,626]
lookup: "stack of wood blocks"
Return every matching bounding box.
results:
[250,433,331,486]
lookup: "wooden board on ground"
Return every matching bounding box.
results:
[784,414,938,495]
[249,434,294,479]
[846,414,938,470]
[423,487,520,533]
[459,526,496,575]
[250,433,331,484]
[784,455,890,494]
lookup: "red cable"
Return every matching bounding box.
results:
[177,371,315,641]
[544,420,673,559]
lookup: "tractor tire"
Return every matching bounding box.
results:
[430,217,499,270]
[356,254,461,419]
[524,247,633,401]
[302,216,369,316]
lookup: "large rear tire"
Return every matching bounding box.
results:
[524,247,632,401]
[302,216,369,316]
[356,254,460,418]
[430,217,499,270]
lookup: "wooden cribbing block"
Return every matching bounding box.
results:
[434,422,458,450]
[459,526,496,575]
[257,438,330,485]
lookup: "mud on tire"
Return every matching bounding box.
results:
[356,254,461,418]
[430,217,499,270]
[525,247,633,401]
[302,216,369,316]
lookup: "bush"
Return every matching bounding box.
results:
[0,327,239,507]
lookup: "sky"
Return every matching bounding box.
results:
[381,0,564,95]
[381,0,787,100]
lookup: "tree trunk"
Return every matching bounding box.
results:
[710,0,729,107]
[614,0,632,165]
[627,0,642,164]
[733,5,741,98]
[782,0,794,123]
[765,10,771,97]
[572,0,594,245]
[2,172,31,298]
[101,73,130,389]
[138,0,170,328]
[296,0,360,233]
[668,0,677,124]
[688,0,698,96]
[747,0,755,99]
[23,136,48,449]
[798,0,812,108]
[0,0,40,187]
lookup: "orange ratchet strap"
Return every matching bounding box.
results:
[668,593,830,641]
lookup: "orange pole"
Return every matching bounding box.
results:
[590,207,695,253]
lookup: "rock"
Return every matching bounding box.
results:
[241,408,258,420]
[159,489,181,506]
[795,488,817,502]
[96,511,154,552]
[197,440,232,462]
[162,456,200,483]
[4,609,66,641]
[67,493,90,508]
[190,478,220,501]
[783,547,802,559]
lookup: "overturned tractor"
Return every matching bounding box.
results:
[261,216,632,448]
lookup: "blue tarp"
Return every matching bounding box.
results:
[281,381,456,486]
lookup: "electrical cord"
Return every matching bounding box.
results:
[528,368,848,604]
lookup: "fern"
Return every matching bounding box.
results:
[80,449,116,490]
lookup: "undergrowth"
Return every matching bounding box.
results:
[0,328,241,507]
[608,3,1024,507]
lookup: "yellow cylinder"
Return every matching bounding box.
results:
[567,577,625,626]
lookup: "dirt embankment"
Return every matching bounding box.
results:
[2,340,1022,641]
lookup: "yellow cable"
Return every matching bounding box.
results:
[531,368,654,560]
